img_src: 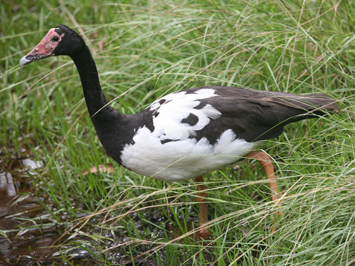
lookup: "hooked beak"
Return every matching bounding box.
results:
[19,44,53,66]
[19,53,50,67]
[19,56,32,66]
[19,28,60,67]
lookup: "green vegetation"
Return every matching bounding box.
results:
[1,0,355,265]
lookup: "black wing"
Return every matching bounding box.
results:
[185,86,336,143]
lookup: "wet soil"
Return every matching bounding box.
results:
[0,153,60,265]
[0,149,206,266]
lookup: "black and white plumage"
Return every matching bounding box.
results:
[20,25,336,184]
[119,86,335,182]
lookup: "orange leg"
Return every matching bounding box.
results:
[195,151,281,237]
[245,151,283,227]
[195,176,211,238]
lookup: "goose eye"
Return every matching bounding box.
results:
[52,36,59,42]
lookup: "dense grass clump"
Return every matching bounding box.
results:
[1,0,355,265]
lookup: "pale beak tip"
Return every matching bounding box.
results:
[19,56,31,67]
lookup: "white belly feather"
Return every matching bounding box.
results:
[121,89,262,182]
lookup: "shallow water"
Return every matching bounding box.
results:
[0,151,204,265]
[0,154,58,264]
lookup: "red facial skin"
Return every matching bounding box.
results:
[21,28,63,65]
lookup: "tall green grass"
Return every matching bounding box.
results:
[1,0,355,265]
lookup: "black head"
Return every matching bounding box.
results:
[19,25,85,66]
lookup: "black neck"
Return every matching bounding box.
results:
[70,45,112,118]
[62,36,133,165]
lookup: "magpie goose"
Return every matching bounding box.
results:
[20,25,336,238]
